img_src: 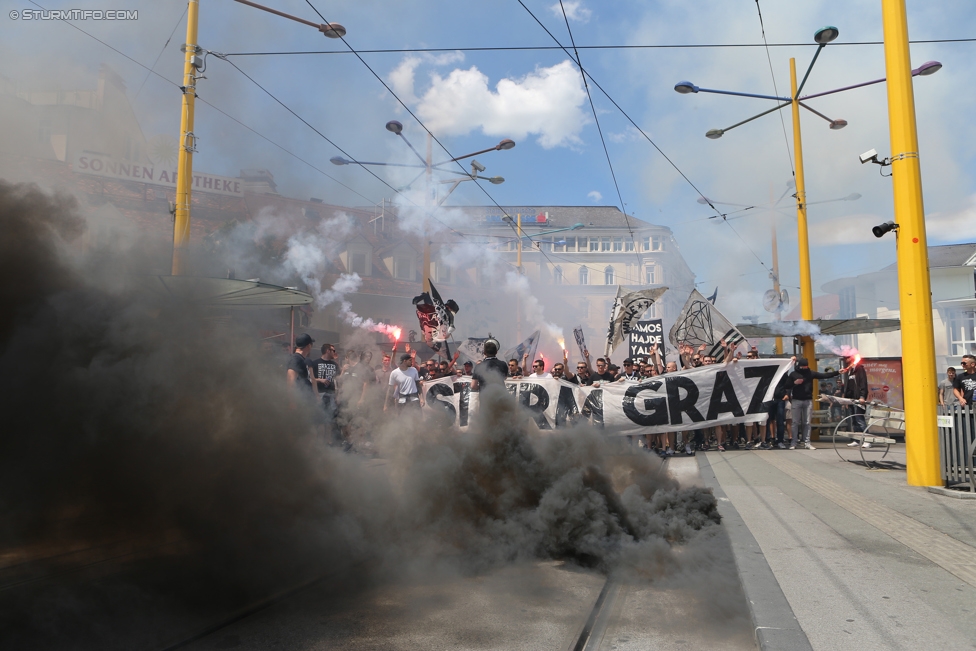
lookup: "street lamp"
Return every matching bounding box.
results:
[674,25,940,377]
[333,122,515,292]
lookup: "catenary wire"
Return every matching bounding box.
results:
[754,0,795,176]
[515,0,774,276]
[556,0,643,272]
[220,37,976,57]
[24,0,381,206]
[133,5,187,101]
[301,0,533,238]
[25,0,524,278]
[299,0,578,279]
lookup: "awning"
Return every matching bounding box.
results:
[138,276,314,309]
[736,318,901,338]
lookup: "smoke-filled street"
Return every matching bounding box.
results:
[4,2,976,649]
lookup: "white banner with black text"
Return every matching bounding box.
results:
[420,359,791,435]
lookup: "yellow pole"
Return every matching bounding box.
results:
[423,133,432,293]
[769,183,784,355]
[881,0,940,485]
[790,58,817,370]
[771,211,784,355]
[516,212,522,342]
[172,0,200,276]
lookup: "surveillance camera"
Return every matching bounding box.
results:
[872,221,898,238]
[470,159,486,173]
[859,148,878,165]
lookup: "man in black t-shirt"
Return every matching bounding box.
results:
[471,341,509,391]
[592,357,615,385]
[287,333,315,407]
[953,354,976,405]
[310,343,341,438]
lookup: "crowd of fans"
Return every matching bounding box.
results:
[284,331,876,456]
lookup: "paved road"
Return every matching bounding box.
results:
[702,445,976,651]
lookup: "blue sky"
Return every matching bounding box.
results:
[3,0,975,322]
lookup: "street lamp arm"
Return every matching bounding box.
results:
[432,141,514,167]
[795,43,826,98]
[798,60,941,101]
[232,0,344,36]
[799,77,886,101]
[695,87,791,102]
[798,101,837,124]
[432,146,498,167]
[710,102,790,138]
[331,157,427,170]
[392,132,428,166]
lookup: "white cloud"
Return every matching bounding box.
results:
[587,190,602,202]
[925,195,976,243]
[549,1,591,23]
[413,60,589,149]
[387,52,466,106]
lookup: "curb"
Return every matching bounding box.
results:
[927,485,976,500]
[697,454,814,651]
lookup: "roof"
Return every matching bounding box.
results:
[137,276,314,309]
[881,243,976,270]
[736,318,901,338]
[457,205,667,231]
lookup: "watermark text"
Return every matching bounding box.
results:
[9,9,138,21]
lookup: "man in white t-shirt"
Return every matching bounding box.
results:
[526,358,553,379]
[385,353,424,412]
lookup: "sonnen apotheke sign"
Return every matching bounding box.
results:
[74,152,243,196]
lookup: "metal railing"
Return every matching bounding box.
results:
[938,405,976,493]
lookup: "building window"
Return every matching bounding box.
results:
[350,252,368,276]
[580,299,590,319]
[839,286,856,318]
[645,265,657,285]
[579,266,589,285]
[590,238,600,252]
[478,268,492,287]
[394,257,412,280]
[947,309,976,356]
[601,237,612,252]
[575,237,586,252]
[612,237,623,252]
[604,266,615,285]
[436,263,452,284]
[38,116,53,144]
[624,239,635,252]
[554,266,563,284]
[643,236,665,251]
[554,238,566,252]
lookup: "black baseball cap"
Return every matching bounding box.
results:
[797,357,809,367]
[295,333,314,347]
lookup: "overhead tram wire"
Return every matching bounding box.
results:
[25,0,380,206]
[515,0,774,276]
[754,0,795,175]
[27,0,615,286]
[133,5,187,101]
[556,0,643,272]
[300,0,562,267]
[28,0,536,276]
[221,37,976,57]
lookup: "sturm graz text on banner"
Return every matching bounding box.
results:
[422,359,792,435]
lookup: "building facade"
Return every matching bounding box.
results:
[821,243,976,371]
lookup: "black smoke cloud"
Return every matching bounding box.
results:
[0,181,723,648]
